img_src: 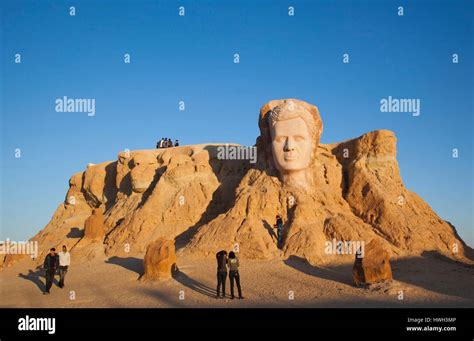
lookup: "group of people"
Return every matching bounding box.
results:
[212,216,283,300]
[215,250,244,299]
[40,216,285,299]
[42,245,71,294]
[156,137,179,148]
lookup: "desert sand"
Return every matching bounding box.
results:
[1,251,473,308]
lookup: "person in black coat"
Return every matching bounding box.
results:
[43,248,59,295]
[215,250,228,298]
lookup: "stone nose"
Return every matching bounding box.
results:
[284,138,295,152]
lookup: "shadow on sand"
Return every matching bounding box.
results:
[172,271,217,299]
[106,256,144,276]
[18,268,60,293]
[284,256,353,286]
[284,251,474,301]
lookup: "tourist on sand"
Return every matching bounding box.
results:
[227,251,243,299]
[168,138,173,147]
[43,248,59,295]
[215,250,228,299]
[58,245,70,288]
[274,215,283,248]
[174,139,179,147]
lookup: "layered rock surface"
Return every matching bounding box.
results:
[2,133,472,267]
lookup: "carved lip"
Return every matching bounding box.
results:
[284,154,297,161]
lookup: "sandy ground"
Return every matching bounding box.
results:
[1,252,473,308]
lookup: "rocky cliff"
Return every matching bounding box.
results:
[2,102,472,267]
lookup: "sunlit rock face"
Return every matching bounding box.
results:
[129,152,159,193]
[8,99,472,268]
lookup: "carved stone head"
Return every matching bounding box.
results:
[258,99,323,188]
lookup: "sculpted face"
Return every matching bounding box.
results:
[270,117,313,173]
[259,99,323,189]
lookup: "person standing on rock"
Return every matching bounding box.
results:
[58,245,71,288]
[43,248,59,295]
[274,215,283,248]
[227,251,243,299]
[215,250,228,299]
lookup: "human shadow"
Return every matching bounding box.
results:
[106,256,144,276]
[172,270,217,298]
[18,268,61,293]
[262,220,277,241]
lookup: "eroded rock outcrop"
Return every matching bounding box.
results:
[5,99,471,268]
[353,239,393,286]
[83,206,106,241]
[143,238,177,281]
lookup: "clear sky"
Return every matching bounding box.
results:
[1,0,472,247]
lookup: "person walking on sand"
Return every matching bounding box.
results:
[227,251,243,299]
[215,250,228,299]
[274,215,283,248]
[58,245,70,288]
[43,248,59,295]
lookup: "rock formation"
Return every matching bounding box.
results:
[3,99,472,268]
[352,239,393,286]
[143,238,177,281]
[83,206,106,241]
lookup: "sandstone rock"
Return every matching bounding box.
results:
[353,239,393,286]
[143,238,177,281]
[82,161,117,207]
[13,100,470,270]
[84,206,106,241]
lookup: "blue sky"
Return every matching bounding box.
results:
[1,0,473,247]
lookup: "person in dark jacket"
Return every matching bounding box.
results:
[274,215,283,248]
[215,250,228,298]
[43,248,59,295]
[227,251,243,299]
[174,139,179,147]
